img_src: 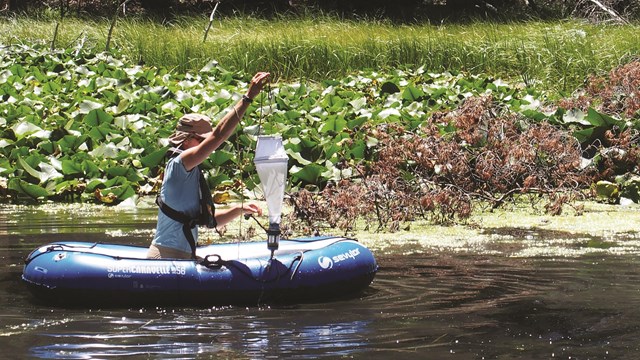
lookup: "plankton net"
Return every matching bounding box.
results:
[253,135,288,255]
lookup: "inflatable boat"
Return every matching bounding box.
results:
[22,236,378,307]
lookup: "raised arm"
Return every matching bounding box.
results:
[181,72,270,171]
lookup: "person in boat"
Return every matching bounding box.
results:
[147,72,270,260]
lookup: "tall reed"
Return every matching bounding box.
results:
[1,15,638,93]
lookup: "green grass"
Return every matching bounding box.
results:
[1,14,639,93]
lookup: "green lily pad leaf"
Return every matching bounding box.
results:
[347,116,367,130]
[43,81,62,94]
[324,143,341,159]
[290,163,327,184]
[104,176,128,187]
[200,59,219,73]
[100,89,118,104]
[0,158,13,175]
[377,108,401,119]
[320,116,347,133]
[86,179,106,192]
[8,178,49,199]
[348,139,366,159]
[12,121,44,139]
[105,167,143,183]
[119,116,150,133]
[573,127,595,144]
[17,157,62,183]
[118,89,136,102]
[8,146,30,161]
[322,162,348,181]
[616,175,640,203]
[17,157,43,182]
[299,135,319,148]
[38,141,56,154]
[402,85,425,102]
[54,179,83,195]
[286,148,312,165]
[210,150,234,166]
[84,109,113,126]
[284,110,302,121]
[89,142,120,158]
[82,159,101,178]
[562,109,589,125]
[104,166,128,178]
[140,147,169,168]
[349,97,367,111]
[97,184,135,204]
[115,99,130,114]
[322,95,346,112]
[79,100,104,114]
[10,64,27,77]
[57,135,86,153]
[61,159,83,176]
[207,173,230,189]
[585,108,625,129]
[522,109,551,122]
[87,124,113,142]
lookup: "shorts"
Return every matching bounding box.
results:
[146,244,192,259]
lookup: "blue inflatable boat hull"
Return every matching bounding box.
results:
[22,236,377,306]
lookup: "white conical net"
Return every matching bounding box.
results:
[254,136,288,226]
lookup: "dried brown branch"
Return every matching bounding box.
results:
[288,93,594,233]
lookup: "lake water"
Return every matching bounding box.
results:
[1,203,640,359]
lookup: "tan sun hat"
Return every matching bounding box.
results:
[169,113,213,145]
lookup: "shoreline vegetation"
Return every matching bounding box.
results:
[2,199,638,257]
[1,13,639,235]
[0,17,638,92]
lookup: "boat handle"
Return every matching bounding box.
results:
[201,254,224,269]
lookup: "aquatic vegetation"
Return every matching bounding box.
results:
[0,43,551,204]
[0,43,254,203]
[557,60,640,203]
[1,42,639,233]
[287,95,592,232]
[285,60,640,232]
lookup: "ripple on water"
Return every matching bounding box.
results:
[4,204,640,359]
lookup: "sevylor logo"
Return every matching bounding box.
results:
[318,256,333,269]
[318,248,361,269]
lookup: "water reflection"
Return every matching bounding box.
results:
[25,309,374,359]
[2,204,640,359]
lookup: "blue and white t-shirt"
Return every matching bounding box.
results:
[151,156,201,254]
